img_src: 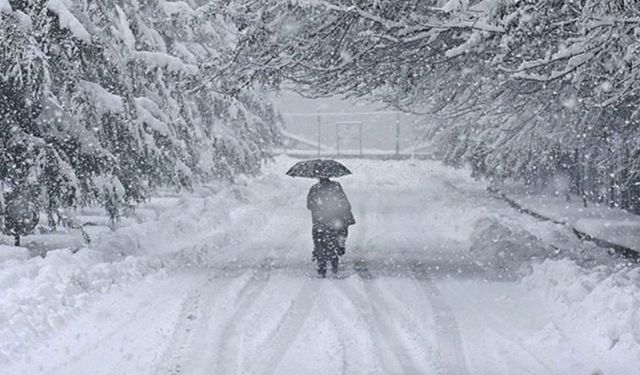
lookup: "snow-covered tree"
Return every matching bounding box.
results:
[1,0,281,228]
[229,0,640,212]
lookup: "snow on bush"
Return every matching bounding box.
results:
[523,259,640,355]
[1,254,163,362]
[0,0,12,13]
[131,51,199,74]
[78,80,124,115]
[90,185,238,261]
[0,245,29,263]
[134,97,173,136]
[0,170,295,364]
[47,0,91,42]
[469,216,552,278]
[0,188,229,362]
[467,209,640,361]
[161,1,195,16]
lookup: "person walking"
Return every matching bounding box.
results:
[286,159,355,277]
[307,177,355,277]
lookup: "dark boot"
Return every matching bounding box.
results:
[317,261,327,278]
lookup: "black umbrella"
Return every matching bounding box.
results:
[286,159,352,179]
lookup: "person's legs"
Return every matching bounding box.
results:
[321,226,340,274]
[337,227,348,256]
[317,259,327,277]
[313,224,330,277]
[331,257,339,273]
[313,224,345,277]
[312,224,323,261]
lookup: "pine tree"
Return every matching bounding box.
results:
[1,0,282,236]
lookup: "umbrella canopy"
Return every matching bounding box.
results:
[286,159,352,179]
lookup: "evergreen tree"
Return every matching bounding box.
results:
[1,0,281,233]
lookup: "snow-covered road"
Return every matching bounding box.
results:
[4,158,638,375]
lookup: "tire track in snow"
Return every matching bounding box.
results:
[350,169,467,374]
[214,263,273,375]
[316,296,350,375]
[347,260,426,374]
[161,289,203,374]
[459,298,554,374]
[45,280,197,375]
[342,189,424,373]
[157,287,206,375]
[249,277,320,375]
[156,273,235,375]
[411,262,470,375]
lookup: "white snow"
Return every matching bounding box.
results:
[114,5,136,49]
[47,0,91,42]
[503,189,640,252]
[134,97,173,136]
[445,30,483,58]
[0,184,241,364]
[441,0,469,13]
[132,51,199,74]
[93,174,125,199]
[78,80,124,115]
[0,246,29,263]
[469,216,551,277]
[2,157,639,374]
[161,1,195,16]
[36,96,103,154]
[14,10,34,30]
[172,42,199,64]
[0,0,12,14]
[523,259,640,373]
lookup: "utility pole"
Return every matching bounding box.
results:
[316,111,321,157]
[395,113,400,157]
[359,123,363,157]
[411,118,418,159]
[336,122,340,156]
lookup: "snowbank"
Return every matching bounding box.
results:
[0,188,227,362]
[0,248,167,362]
[469,216,552,278]
[4,155,639,369]
[467,207,640,370]
[0,169,297,364]
[523,259,640,363]
[0,246,29,263]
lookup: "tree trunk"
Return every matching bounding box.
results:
[582,162,588,208]
[620,148,630,210]
[570,149,581,195]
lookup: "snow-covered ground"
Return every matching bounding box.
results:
[1,157,639,374]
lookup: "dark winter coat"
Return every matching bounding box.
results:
[306,179,355,229]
